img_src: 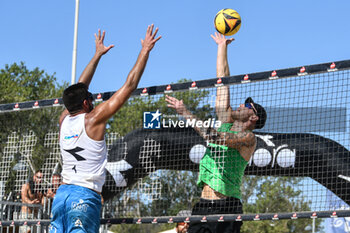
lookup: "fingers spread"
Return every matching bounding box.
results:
[142,24,161,49]
[152,27,159,38]
[101,31,106,42]
[153,35,162,43]
[107,45,115,50]
[150,24,154,34]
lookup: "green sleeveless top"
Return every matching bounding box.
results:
[197,123,248,199]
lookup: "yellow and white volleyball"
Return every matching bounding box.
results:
[214,8,242,36]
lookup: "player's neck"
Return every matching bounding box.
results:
[69,109,86,117]
[231,120,245,131]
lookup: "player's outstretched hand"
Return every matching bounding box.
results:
[211,32,234,46]
[141,24,161,52]
[95,29,114,56]
[165,95,187,115]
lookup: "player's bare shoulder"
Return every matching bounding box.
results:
[245,130,257,148]
[229,130,256,161]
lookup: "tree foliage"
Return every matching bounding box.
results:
[145,170,201,216]
[110,171,201,233]
[241,176,323,233]
[0,62,67,193]
[0,62,66,104]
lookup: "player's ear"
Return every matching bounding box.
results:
[250,115,259,122]
[82,99,89,111]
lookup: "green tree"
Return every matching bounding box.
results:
[0,62,67,193]
[146,170,201,216]
[241,176,323,233]
[110,171,201,233]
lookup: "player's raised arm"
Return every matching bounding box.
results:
[212,32,234,78]
[211,32,234,123]
[78,29,114,87]
[59,29,114,125]
[56,27,161,233]
[91,25,161,124]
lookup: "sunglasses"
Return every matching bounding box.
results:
[245,103,257,115]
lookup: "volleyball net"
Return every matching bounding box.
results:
[1,60,350,227]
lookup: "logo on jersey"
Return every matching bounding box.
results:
[64,147,86,161]
[64,134,79,140]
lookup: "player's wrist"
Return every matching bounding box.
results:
[94,51,104,58]
[140,47,151,54]
[217,43,227,50]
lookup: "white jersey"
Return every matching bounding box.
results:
[60,113,107,193]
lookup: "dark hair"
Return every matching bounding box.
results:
[34,170,42,175]
[52,173,61,178]
[245,97,267,129]
[62,83,90,113]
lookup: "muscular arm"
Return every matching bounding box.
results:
[92,46,152,122]
[86,25,161,140]
[211,32,234,123]
[59,30,114,125]
[78,30,114,87]
[216,86,231,123]
[215,37,230,78]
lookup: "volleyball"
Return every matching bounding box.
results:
[214,8,241,36]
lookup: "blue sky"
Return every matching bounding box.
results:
[1,0,350,95]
